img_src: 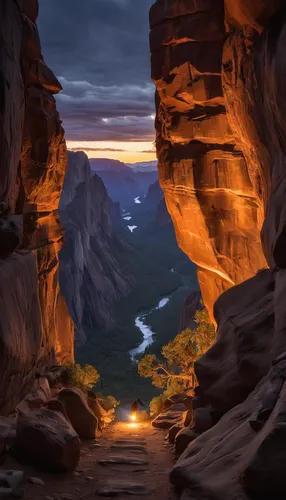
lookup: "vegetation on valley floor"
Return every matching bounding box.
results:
[138,307,216,415]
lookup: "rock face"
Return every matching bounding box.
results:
[179,290,202,331]
[16,409,80,472]
[0,0,73,414]
[58,388,98,439]
[150,0,267,320]
[59,152,131,341]
[151,1,286,498]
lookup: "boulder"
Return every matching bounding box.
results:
[168,423,183,444]
[175,428,200,456]
[171,362,286,498]
[16,409,80,472]
[45,400,69,421]
[58,388,98,439]
[87,393,103,429]
[193,408,213,433]
[0,470,24,490]
[152,409,184,429]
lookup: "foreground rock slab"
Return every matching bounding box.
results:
[96,480,150,496]
[110,444,148,453]
[16,409,80,472]
[0,470,24,490]
[98,456,149,466]
[114,439,146,446]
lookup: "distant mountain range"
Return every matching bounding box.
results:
[126,160,158,172]
[88,158,157,208]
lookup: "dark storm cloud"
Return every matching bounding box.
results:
[38,0,155,142]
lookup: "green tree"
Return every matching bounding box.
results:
[65,363,100,391]
[138,307,216,414]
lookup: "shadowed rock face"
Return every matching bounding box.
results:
[59,152,131,342]
[150,0,267,320]
[0,0,73,414]
[150,1,286,498]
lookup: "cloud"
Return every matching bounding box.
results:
[70,147,125,152]
[37,0,155,142]
[56,77,156,141]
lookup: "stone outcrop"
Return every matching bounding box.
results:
[150,0,286,498]
[150,0,267,320]
[16,409,80,472]
[58,387,99,439]
[59,152,131,341]
[0,0,73,414]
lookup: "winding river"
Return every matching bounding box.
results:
[129,296,170,361]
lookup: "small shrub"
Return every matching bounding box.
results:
[99,394,120,411]
[150,394,166,416]
[65,363,99,391]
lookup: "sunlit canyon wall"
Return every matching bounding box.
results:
[0,0,73,414]
[150,0,267,320]
[151,0,286,498]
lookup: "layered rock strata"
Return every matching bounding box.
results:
[150,0,286,498]
[150,0,267,319]
[0,0,73,414]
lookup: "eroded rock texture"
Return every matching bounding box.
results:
[59,152,131,342]
[0,0,73,414]
[150,0,267,319]
[150,1,286,499]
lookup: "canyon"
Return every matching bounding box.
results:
[60,152,198,402]
[151,0,286,498]
[2,0,286,499]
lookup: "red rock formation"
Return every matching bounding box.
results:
[150,0,267,320]
[150,1,286,498]
[0,0,73,414]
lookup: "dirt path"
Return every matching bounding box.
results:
[5,420,177,499]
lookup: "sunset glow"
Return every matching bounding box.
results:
[67,141,156,163]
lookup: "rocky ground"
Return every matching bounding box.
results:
[2,420,176,500]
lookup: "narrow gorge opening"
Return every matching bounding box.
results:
[1,0,286,499]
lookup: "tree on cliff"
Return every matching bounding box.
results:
[138,307,216,414]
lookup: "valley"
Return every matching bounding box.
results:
[60,153,199,403]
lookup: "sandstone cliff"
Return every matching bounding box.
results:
[0,0,73,415]
[59,152,131,342]
[150,0,267,320]
[151,0,286,498]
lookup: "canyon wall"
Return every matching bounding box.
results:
[151,0,286,498]
[0,0,73,415]
[150,0,267,320]
[59,152,131,342]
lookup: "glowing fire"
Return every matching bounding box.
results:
[130,413,137,422]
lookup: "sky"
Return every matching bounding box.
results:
[38,0,156,163]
